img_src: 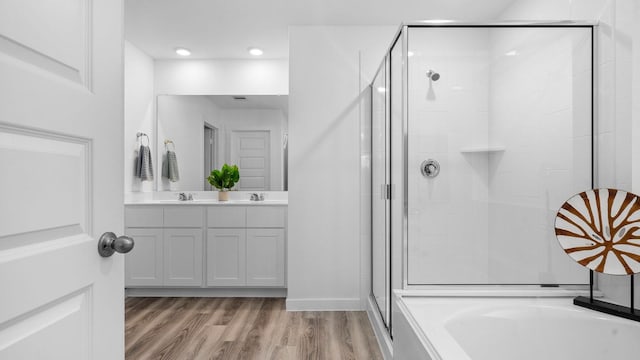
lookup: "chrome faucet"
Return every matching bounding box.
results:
[178,193,194,201]
[250,193,265,201]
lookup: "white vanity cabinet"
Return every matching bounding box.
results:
[207,206,286,287]
[125,206,204,287]
[125,203,287,293]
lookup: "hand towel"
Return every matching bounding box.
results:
[162,150,180,182]
[135,145,154,181]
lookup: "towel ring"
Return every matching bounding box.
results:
[136,132,150,146]
[164,139,175,151]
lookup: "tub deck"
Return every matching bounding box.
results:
[394,291,640,360]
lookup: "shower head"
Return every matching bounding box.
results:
[427,70,440,81]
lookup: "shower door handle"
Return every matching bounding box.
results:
[421,159,440,178]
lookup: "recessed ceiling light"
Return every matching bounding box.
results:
[505,50,519,56]
[248,47,263,56]
[408,51,415,57]
[175,47,191,56]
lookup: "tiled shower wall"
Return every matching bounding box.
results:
[499,0,639,305]
[406,29,492,284]
[487,28,591,284]
[406,26,590,285]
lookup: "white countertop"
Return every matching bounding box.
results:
[124,191,288,206]
[125,199,287,206]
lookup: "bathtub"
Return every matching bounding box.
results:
[393,291,640,360]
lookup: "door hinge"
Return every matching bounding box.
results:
[386,184,391,200]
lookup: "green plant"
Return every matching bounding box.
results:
[207,163,240,191]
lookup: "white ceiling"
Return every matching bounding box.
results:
[125,0,516,60]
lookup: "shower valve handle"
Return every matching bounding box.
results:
[421,159,440,178]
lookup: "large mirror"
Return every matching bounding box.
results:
[156,95,288,191]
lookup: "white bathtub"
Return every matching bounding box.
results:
[393,292,640,360]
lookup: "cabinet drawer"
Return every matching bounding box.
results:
[247,206,285,228]
[164,206,203,227]
[207,206,246,228]
[125,206,163,227]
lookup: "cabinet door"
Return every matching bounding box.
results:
[163,228,203,286]
[207,229,246,286]
[246,229,285,286]
[125,228,163,287]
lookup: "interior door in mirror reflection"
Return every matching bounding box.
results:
[230,130,270,190]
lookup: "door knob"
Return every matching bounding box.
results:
[98,232,135,257]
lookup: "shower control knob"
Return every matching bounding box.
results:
[421,159,440,178]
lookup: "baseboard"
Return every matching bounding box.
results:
[285,297,363,311]
[367,295,393,360]
[125,287,287,298]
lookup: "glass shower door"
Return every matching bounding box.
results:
[371,56,390,327]
[405,26,593,286]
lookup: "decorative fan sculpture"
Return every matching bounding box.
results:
[555,188,640,275]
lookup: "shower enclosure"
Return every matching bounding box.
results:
[370,22,594,335]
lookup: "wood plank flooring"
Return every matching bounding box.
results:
[125,297,383,360]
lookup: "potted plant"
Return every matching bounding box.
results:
[207,163,240,201]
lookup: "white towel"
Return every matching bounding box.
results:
[162,150,180,182]
[135,145,154,181]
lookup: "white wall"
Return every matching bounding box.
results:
[124,41,155,193]
[634,3,640,193]
[288,25,396,310]
[500,0,640,306]
[155,59,288,95]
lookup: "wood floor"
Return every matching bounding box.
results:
[125,297,383,360]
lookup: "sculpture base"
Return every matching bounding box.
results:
[574,296,640,322]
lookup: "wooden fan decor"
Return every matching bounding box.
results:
[555,188,640,275]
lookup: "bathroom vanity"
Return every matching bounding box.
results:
[124,198,287,297]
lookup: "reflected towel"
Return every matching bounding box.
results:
[135,145,154,181]
[162,150,180,182]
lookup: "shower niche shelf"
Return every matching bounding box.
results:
[459,146,506,153]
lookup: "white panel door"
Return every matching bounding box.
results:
[163,228,203,286]
[246,229,285,286]
[0,0,124,359]
[230,130,270,190]
[207,229,246,286]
